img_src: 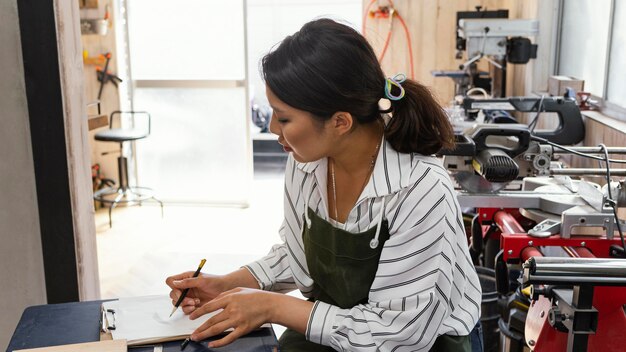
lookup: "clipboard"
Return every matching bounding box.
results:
[7,298,278,352]
[100,295,230,346]
[99,305,116,341]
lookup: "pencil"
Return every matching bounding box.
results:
[170,258,207,317]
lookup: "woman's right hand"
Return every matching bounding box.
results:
[165,272,227,315]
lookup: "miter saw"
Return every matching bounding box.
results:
[439,96,626,352]
[443,96,590,192]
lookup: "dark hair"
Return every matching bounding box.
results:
[262,18,454,155]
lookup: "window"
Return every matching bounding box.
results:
[557,0,626,119]
[124,0,250,204]
[607,1,626,108]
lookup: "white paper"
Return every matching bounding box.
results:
[102,295,221,346]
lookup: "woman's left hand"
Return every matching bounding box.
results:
[188,287,276,348]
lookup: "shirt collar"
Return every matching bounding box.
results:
[296,158,322,173]
[360,136,414,201]
[295,135,416,201]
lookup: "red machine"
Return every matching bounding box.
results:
[439,104,626,351]
[483,209,626,352]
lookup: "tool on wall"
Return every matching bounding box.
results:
[362,0,414,79]
[96,52,122,108]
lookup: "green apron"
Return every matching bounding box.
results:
[278,207,470,352]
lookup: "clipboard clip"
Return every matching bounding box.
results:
[100,306,117,332]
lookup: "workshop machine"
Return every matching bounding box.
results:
[433,7,538,98]
[439,97,626,352]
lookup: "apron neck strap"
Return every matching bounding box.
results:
[304,194,386,250]
[370,197,386,249]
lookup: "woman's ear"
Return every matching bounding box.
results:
[330,111,354,136]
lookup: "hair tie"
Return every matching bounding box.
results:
[384,73,406,101]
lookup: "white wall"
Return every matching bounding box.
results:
[0,0,47,349]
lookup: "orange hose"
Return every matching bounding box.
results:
[395,12,415,79]
[386,0,414,78]
[363,0,415,79]
[362,0,377,36]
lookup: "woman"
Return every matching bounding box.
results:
[166,18,482,351]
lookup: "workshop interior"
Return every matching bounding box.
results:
[2,0,626,351]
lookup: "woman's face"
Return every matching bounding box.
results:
[267,87,332,163]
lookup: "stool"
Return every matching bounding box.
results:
[94,110,163,227]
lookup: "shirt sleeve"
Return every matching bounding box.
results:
[306,176,477,351]
[244,156,299,293]
[243,220,297,293]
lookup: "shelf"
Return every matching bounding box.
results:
[88,114,108,131]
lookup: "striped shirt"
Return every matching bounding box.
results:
[245,138,481,351]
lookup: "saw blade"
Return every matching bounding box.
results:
[453,171,508,193]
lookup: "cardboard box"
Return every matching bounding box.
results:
[548,75,585,96]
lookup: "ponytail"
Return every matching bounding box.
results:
[384,79,455,155]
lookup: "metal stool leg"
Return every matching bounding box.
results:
[127,188,164,218]
[94,146,164,227]
[108,191,125,228]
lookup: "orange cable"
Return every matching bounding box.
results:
[386,0,414,78]
[366,1,393,63]
[379,0,395,63]
[362,0,377,36]
[363,0,414,79]
[395,12,415,79]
